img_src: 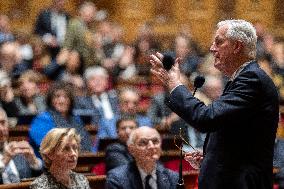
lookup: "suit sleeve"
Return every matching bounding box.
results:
[167,71,260,133]
[105,172,122,189]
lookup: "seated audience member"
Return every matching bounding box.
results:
[0,15,14,44]
[63,1,99,67]
[105,117,137,172]
[34,0,70,58]
[166,33,201,76]
[30,128,90,189]
[0,107,42,184]
[106,126,178,189]
[14,70,46,116]
[274,138,284,189]
[119,87,152,126]
[43,49,84,80]
[0,71,19,117]
[97,87,152,139]
[29,82,92,157]
[74,66,119,125]
[0,42,30,79]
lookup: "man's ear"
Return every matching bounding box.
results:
[233,40,244,54]
[128,145,135,156]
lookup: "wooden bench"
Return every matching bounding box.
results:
[0,171,199,189]
[8,124,171,142]
[8,124,98,141]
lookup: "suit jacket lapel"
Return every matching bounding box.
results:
[223,80,232,93]
[203,133,210,156]
[129,163,143,189]
[156,163,171,189]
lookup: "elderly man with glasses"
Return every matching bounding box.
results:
[106,126,178,189]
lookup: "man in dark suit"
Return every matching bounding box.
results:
[106,126,178,189]
[150,19,279,189]
[34,0,69,57]
[105,117,137,172]
[74,66,119,127]
[0,108,42,184]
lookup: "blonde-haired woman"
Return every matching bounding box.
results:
[30,128,90,189]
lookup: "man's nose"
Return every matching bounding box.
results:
[70,148,77,156]
[148,140,154,148]
[125,127,131,134]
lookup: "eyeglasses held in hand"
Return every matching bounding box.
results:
[174,127,197,154]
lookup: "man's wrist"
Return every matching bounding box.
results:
[168,82,183,94]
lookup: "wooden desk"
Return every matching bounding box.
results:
[0,172,198,189]
[8,126,29,141]
[8,124,98,141]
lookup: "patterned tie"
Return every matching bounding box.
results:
[145,175,152,189]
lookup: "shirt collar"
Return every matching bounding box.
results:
[138,165,157,183]
[230,61,251,81]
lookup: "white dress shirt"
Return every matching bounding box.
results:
[138,166,157,189]
[0,153,20,184]
[92,93,114,120]
[51,11,67,45]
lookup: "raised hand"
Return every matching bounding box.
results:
[184,150,203,170]
[149,52,182,91]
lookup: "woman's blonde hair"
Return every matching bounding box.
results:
[40,128,81,169]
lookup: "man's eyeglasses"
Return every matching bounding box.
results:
[136,137,161,147]
[174,128,197,154]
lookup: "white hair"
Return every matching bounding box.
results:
[79,1,96,14]
[217,19,257,59]
[83,66,108,80]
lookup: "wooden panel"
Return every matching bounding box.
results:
[235,0,275,26]
[1,0,284,52]
[0,173,198,189]
[2,0,78,33]
[173,0,218,50]
[217,0,236,20]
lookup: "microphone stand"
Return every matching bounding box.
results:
[176,128,185,189]
[176,76,205,189]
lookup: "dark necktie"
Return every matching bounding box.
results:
[145,175,152,189]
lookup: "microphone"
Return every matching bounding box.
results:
[162,54,175,71]
[193,75,205,96]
